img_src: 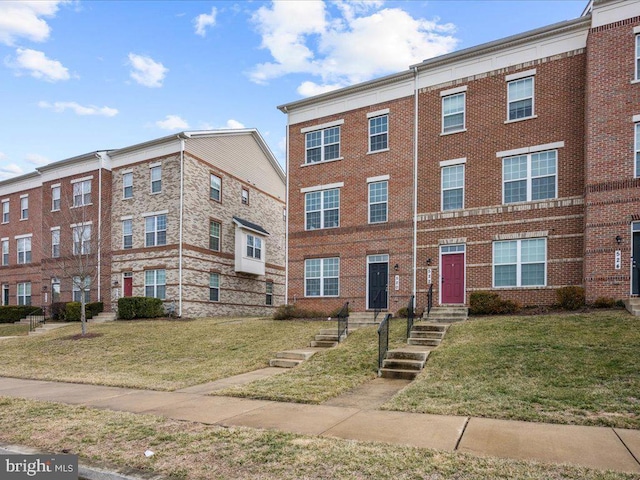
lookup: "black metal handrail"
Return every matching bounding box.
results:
[26,308,45,332]
[372,289,383,323]
[336,301,349,343]
[377,313,391,375]
[406,295,415,339]
[426,284,433,319]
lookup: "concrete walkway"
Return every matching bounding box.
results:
[0,376,639,474]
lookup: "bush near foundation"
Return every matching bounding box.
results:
[273,304,328,320]
[469,292,520,315]
[556,286,585,310]
[117,297,164,320]
[0,306,43,324]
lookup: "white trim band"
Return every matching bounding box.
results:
[497,141,564,158]
[300,182,344,193]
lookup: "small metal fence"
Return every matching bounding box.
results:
[406,295,415,339]
[426,284,433,319]
[336,301,349,343]
[377,313,392,375]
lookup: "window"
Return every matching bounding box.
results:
[17,237,31,264]
[73,224,91,255]
[246,234,262,259]
[209,220,220,251]
[2,284,8,306]
[20,196,28,220]
[73,180,91,207]
[442,165,464,210]
[51,278,60,303]
[17,282,31,306]
[635,123,640,177]
[122,219,133,249]
[123,172,133,199]
[266,281,273,305]
[1,239,8,266]
[503,150,556,204]
[145,214,167,247]
[72,276,90,303]
[305,189,339,230]
[305,258,339,297]
[636,34,640,81]
[241,188,249,205]
[369,115,388,152]
[494,238,546,287]
[145,269,166,299]
[210,174,221,201]
[508,77,534,121]
[2,200,8,223]
[369,181,388,223]
[209,273,219,302]
[305,126,340,164]
[150,165,162,193]
[51,228,60,258]
[442,93,465,133]
[52,186,60,211]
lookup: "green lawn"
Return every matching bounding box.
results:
[0,318,330,391]
[0,324,29,337]
[0,396,633,480]
[384,311,640,428]
[217,317,408,403]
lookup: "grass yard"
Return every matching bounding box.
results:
[217,317,408,403]
[384,311,640,429]
[0,318,330,391]
[0,324,29,337]
[0,397,633,480]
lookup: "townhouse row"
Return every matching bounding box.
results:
[280,0,640,314]
[0,130,286,317]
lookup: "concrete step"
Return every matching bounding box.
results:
[410,331,445,339]
[275,350,316,361]
[269,358,303,368]
[89,312,116,323]
[319,328,339,335]
[624,299,640,316]
[424,307,468,322]
[412,322,449,332]
[314,334,340,342]
[408,338,441,347]
[310,340,338,348]
[379,368,420,380]
[386,349,429,362]
[382,358,424,371]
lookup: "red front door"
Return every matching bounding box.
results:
[442,253,464,304]
[123,276,133,297]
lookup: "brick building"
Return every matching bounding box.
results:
[0,129,285,318]
[279,0,640,314]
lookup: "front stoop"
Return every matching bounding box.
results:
[269,350,317,368]
[348,312,380,329]
[423,306,469,323]
[408,322,449,347]
[624,298,640,316]
[380,348,429,380]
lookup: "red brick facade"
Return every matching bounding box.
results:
[282,0,640,313]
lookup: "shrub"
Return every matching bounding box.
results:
[396,307,413,318]
[65,302,82,322]
[469,291,520,315]
[328,304,350,318]
[556,286,585,310]
[117,297,164,320]
[0,306,43,324]
[593,296,616,309]
[86,302,104,318]
[50,302,66,321]
[273,304,328,320]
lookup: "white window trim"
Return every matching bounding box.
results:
[300,119,344,134]
[635,121,640,178]
[145,269,166,299]
[16,236,31,264]
[70,175,93,184]
[72,179,92,207]
[150,165,162,194]
[123,171,133,199]
[439,157,467,168]
[245,233,263,260]
[441,164,465,211]
[51,185,61,211]
[300,182,344,194]
[506,75,535,122]
[635,33,640,82]
[505,68,537,82]
[368,113,389,154]
[20,196,28,220]
[367,175,390,183]
[493,238,547,288]
[51,227,60,258]
[141,210,169,218]
[496,142,564,158]
[122,218,133,249]
[367,108,389,118]
[1,200,8,224]
[149,162,162,169]
[502,150,558,205]
[305,188,340,230]
[304,257,340,297]
[441,91,466,134]
[304,125,342,164]
[440,85,467,97]
[368,180,388,224]
[209,273,220,302]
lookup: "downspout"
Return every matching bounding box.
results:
[412,66,419,301]
[283,107,290,304]
[178,137,185,317]
[96,153,103,304]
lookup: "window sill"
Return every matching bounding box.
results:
[631,79,640,84]
[51,209,60,213]
[504,115,537,124]
[503,197,556,206]
[300,157,343,168]
[71,204,93,209]
[19,218,28,221]
[367,148,389,155]
[491,285,546,289]
[440,128,467,136]
[150,191,162,195]
[123,197,133,201]
[441,207,465,212]
[305,226,340,232]
[368,220,388,225]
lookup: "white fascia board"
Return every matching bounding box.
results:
[300,119,344,134]
[497,141,565,158]
[592,0,640,28]
[300,182,344,193]
[367,175,390,183]
[439,157,467,167]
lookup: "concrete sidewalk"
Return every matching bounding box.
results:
[0,376,639,474]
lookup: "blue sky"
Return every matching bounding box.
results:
[0,0,586,178]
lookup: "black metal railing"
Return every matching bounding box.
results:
[377,313,392,375]
[336,301,349,343]
[372,289,383,323]
[406,295,415,339]
[426,284,434,319]
[27,308,45,332]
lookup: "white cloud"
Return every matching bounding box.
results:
[250,1,458,95]
[0,163,24,180]
[128,53,168,88]
[156,115,189,131]
[0,1,66,46]
[6,48,70,82]
[38,100,118,117]
[194,7,217,37]
[225,119,245,129]
[24,153,50,166]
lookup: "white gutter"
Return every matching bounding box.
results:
[412,66,419,301]
[178,137,185,317]
[96,153,102,303]
[283,106,290,305]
